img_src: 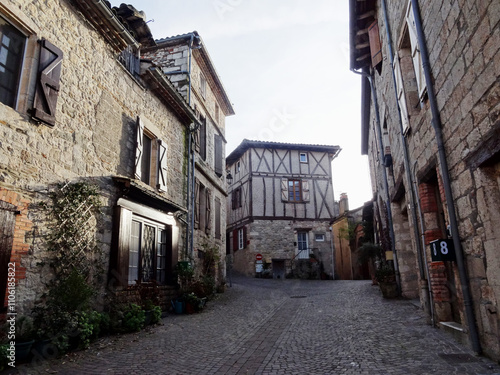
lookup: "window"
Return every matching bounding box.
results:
[368,20,382,72]
[288,180,302,202]
[238,228,244,250]
[200,72,206,98]
[315,233,325,242]
[214,197,221,239]
[134,117,168,192]
[113,199,177,287]
[281,179,310,202]
[231,187,242,209]
[299,152,308,163]
[194,115,207,161]
[0,15,26,108]
[405,0,426,100]
[214,134,223,177]
[393,51,410,134]
[236,161,240,173]
[194,180,212,234]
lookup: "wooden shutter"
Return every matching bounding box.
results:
[215,198,221,239]
[214,134,223,177]
[406,1,426,100]
[134,117,144,179]
[368,21,382,69]
[205,189,212,234]
[200,116,207,160]
[302,180,310,202]
[231,190,236,210]
[393,52,410,134]
[232,229,238,252]
[281,179,289,201]
[157,139,168,192]
[32,39,63,127]
[194,179,200,229]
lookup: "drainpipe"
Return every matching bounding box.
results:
[413,161,436,327]
[380,0,431,322]
[409,0,481,354]
[351,68,401,296]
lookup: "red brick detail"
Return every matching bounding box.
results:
[0,187,33,309]
[419,182,439,213]
[429,261,450,302]
[424,229,443,245]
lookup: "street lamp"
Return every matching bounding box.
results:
[226,171,233,185]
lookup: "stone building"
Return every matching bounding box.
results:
[349,0,500,359]
[0,0,232,315]
[226,140,341,279]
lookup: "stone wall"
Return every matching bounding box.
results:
[0,0,189,313]
[365,0,500,360]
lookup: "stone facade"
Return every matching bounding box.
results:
[350,0,500,360]
[0,0,231,315]
[226,140,340,278]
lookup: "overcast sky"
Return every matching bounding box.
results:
[113,0,373,209]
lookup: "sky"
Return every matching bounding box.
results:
[113,0,373,209]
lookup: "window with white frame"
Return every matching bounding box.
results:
[315,233,325,242]
[238,228,244,250]
[299,152,308,163]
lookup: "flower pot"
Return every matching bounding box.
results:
[15,340,35,361]
[185,302,195,314]
[379,282,398,298]
[32,339,57,359]
[171,299,184,314]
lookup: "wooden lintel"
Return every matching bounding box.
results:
[355,42,370,50]
[358,10,375,20]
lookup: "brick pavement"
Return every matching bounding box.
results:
[6,276,500,375]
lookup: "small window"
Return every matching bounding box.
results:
[315,234,325,242]
[299,152,308,163]
[236,161,241,173]
[238,228,244,250]
[200,72,206,99]
[231,187,242,210]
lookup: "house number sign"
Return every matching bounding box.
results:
[430,239,456,262]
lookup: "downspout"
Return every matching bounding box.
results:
[351,68,402,296]
[413,161,436,327]
[409,0,481,354]
[380,0,431,320]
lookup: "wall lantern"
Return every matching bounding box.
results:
[226,172,233,185]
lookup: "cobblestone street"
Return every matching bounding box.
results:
[9,276,500,375]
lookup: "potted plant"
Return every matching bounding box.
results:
[183,292,199,314]
[375,263,398,298]
[15,316,36,361]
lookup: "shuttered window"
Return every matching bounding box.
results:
[368,20,382,69]
[214,134,223,177]
[405,1,426,100]
[231,187,242,209]
[282,179,310,202]
[134,116,168,191]
[393,52,410,134]
[32,39,63,127]
[215,197,221,239]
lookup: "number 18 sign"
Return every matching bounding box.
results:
[430,239,456,262]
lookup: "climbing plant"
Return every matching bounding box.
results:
[44,181,104,285]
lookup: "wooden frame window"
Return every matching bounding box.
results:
[134,117,168,192]
[238,228,244,250]
[288,180,302,202]
[231,187,242,209]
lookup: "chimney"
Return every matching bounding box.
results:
[339,193,349,215]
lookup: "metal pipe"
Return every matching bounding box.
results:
[380,0,431,319]
[410,0,481,354]
[413,161,435,327]
[351,67,401,296]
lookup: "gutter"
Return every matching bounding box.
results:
[409,0,481,354]
[351,67,402,296]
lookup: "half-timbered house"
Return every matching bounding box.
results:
[226,140,341,278]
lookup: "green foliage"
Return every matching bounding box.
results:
[123,304,145,332]
[375,263,396,283]
[150,306,162,325]
[49,268,95,311]
[77,311,102,349]
[357,242,383,265]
